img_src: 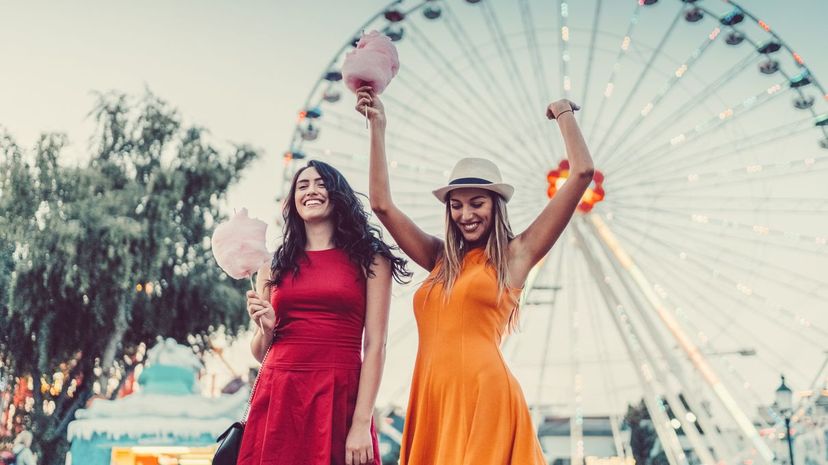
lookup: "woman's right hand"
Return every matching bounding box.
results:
[546,99,580,120]
[246,290,276,334]
[355,86,386,127]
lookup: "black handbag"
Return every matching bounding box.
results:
[212,343,274,465]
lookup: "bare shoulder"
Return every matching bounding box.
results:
[369,253,392,278]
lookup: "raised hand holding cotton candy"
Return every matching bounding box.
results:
[342,30,400,127]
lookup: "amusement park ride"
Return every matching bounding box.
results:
[278,1,828,463]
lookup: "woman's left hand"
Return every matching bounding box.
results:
[344,423,374,465]
[546,99,580,120]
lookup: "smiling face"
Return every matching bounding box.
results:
[294,167,333,223]
[448,188,494,247]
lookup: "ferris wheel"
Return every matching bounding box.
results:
[281,1,828,463]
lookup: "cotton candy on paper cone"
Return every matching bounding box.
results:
[342,30,400,94]
[211,208,270,280]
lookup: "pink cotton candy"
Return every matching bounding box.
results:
[211,208,270,280]
[342,30,400,94]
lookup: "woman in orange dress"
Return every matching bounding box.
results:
[356,86,595,464]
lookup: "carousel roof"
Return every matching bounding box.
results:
[67,338,248,441]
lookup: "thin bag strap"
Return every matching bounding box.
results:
[241,336,275,423]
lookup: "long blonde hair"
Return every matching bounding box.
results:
[428,193,521,329]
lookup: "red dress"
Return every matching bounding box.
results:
[237,248,381,465]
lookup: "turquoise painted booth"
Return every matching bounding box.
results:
[66,338,246,465]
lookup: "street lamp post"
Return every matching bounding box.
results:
[775,375,795,465]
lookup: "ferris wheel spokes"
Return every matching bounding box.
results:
[516,0,570,163]
[532,248,565,417]
[392,72,548,175]
[592,7,686,159]
[606,216,828,348]
[585,214,776,464]
[604,79,790,177]
[581,255,632,459]
[440,2,563,164]
[394,63,550,172]
[599,25,724,169]
[572,221,693,465]
[404,17,553,168]
[605,204,828,272]
[602,224,811,450]
[577,0,604,121]
[606,193,828,216]
[605,212,828,345]
[590,218,728,464]
[598,49,759,170]
[607,116,815,185]
[585,2,644,141]
[477,0,560,160]
[606,227,818,402]
[614,199,828,254]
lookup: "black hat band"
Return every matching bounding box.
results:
[449,177,493,185]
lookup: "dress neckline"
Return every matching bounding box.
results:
[462,247,524,292]
[306,247,338,253]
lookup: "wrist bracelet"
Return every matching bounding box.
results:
[555,109,573,119]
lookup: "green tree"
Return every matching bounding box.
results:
[0,91,258,464]
[625,400,657,465]
[624,400,675,465]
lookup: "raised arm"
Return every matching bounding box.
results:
[345,255,392,465]
[356,87,442,270]
[509,100,595,284]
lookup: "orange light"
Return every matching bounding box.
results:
[283,152,294,165]
[758,20,771,32]
[793,52,804,65]
[546,159,606,213]
[297,111,307,122]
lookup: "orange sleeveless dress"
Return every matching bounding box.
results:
[400,248,546,465]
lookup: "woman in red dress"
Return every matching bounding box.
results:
[239,160,411,465]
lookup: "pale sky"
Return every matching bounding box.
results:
[2,1,826,221]
[2,1,827,434]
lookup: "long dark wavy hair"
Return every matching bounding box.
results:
[267,160,412,287]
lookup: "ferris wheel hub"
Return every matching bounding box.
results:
[546,160,605,213]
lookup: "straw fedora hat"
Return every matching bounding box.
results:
[432,158,514,203]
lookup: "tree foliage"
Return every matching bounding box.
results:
[0,91,258,464]
[625,400,658,465]
[625,399,681,465]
